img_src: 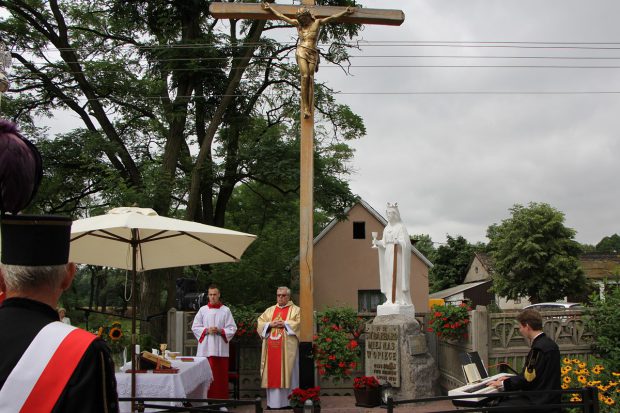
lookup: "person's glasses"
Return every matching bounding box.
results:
[277,294,288,297]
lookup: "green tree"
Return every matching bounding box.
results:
[486,202,587,302]
[411,233,436,263]
[429,235,481,293]
[0,0,364,340]
[595,234,620,254]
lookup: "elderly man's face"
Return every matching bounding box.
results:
[276,289,289,306]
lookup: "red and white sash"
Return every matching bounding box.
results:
[0,321,96,413]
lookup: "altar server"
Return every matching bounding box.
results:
[192,285,237,399]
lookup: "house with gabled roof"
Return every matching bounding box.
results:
[311,199,432,314]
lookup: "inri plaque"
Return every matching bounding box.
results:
[365,324,400,387]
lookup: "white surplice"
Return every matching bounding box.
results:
[191,305,236,357]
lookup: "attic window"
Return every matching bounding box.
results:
[475,266,479,274]
[353,221,366,239]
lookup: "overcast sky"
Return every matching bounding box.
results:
[32,1,620,246]
[301,0,620,246]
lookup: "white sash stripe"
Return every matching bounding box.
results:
[0,321,76,413]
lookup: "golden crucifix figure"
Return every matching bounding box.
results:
[262,2,354,118]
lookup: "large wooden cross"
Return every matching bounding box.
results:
[210,1,404,342]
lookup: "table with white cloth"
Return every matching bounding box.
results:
[116,357,213,412]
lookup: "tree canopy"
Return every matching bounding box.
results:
[486,202,588,303]
[429,235,482,293]
[411,233,436,264]
[0,0,365,338]
[595,234,620,254]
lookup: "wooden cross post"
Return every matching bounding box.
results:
[210,0,404,382]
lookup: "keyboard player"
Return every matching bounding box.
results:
[484,309,561,413]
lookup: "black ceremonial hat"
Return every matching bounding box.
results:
[1,215,72,266]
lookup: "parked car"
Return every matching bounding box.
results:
[523,302,582,311]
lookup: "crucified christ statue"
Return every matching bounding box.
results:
[262,2,354,119]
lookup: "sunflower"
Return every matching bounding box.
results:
[109,326,123,341]
[563,376,572,384]
[578,375,587,384]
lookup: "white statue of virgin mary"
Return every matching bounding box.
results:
[372,203,413,309]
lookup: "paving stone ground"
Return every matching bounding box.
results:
[233,396,456,413]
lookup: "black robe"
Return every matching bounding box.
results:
[499,332,561,412]
[0,298,119,413]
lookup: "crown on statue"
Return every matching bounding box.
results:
[296,7,312,18]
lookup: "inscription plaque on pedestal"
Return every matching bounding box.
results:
[365,324,400,387]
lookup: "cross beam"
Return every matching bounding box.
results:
[210,3,405,26]
[209,2,404,345]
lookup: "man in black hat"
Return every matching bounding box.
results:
[0,214,119,412]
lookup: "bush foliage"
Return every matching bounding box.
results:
[585,285,620,372]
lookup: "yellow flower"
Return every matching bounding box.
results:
[97,327,103,337]
[613,372,620,377]
[563,376,572,384]
[570,395,582,402]
[572,359,580,364]
[578,375,587,384]
[604,396,614,406]
[561,383,569,389]
[579,362,586,369]
[563,357,571,365]
[109,327,123,341]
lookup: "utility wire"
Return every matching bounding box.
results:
[33,41,620,52]
[23,55,620,65]
[40,91,620,103]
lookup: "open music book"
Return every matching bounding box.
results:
[459,351,488,383]
[463,363,483,383]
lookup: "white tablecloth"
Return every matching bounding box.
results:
[116,357,213,412]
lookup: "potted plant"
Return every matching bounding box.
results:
[427,302,471,341]
[288,387,321,413]
[353,376,381,407]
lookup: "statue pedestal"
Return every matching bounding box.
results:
[365,312,438,400]
[376,303,415,316]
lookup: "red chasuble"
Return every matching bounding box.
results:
[266,305,291,388]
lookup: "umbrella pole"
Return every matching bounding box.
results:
[131,232,138,413]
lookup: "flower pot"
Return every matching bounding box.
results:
[354,387,381,407]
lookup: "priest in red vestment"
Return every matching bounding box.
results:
[192,285,237,400]
[257,286,301,409]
